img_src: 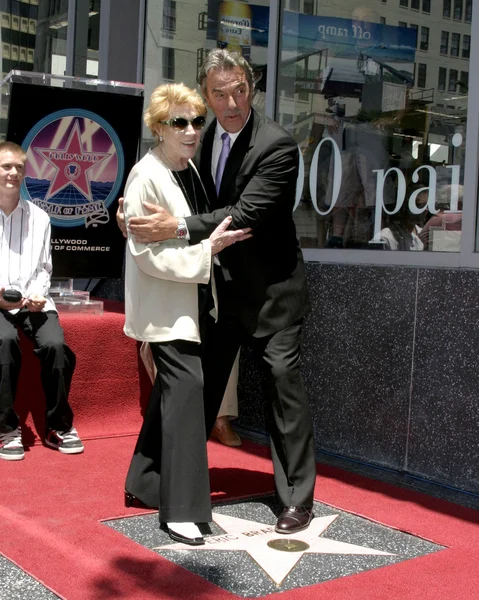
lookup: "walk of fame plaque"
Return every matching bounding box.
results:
[104,496,445,597]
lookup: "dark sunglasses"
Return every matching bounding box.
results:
[160,116,206,131]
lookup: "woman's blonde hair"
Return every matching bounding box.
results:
[144,83,207,139]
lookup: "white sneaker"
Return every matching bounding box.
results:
[0,427,25,461]
[45,426,84,454]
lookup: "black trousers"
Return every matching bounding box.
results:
[202,315,316,509]
[0,309,76,435]
[125,339,212,523]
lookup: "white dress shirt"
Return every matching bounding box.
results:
[211,111,252,182]
[181,112,252,244]
[0,197,56,313]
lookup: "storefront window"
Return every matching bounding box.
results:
[143,0,270,152]
[33,0,100,77]
[279,2,471,252]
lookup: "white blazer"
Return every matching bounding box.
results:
[123,149,217,343]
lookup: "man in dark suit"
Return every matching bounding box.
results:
[123,49,316,534]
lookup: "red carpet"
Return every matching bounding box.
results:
[1,435,478,600]
[3,301,478,597]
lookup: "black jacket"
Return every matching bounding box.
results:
[186,109,310,337]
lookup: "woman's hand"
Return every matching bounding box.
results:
[209,216,252,255]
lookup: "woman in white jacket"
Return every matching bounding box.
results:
[122,83,250,545]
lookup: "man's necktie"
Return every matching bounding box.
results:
[215,132,231,195]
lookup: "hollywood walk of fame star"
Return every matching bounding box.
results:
[154,512,394,586]
[35,120,111,201]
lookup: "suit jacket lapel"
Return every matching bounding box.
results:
[198,122,216,209]
[218,111,256,202]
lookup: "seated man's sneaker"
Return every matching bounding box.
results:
[0,427,25,461]
[45,427,84,454]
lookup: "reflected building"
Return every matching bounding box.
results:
[277,0,470,251]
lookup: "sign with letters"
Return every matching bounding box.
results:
[7,82,143,278]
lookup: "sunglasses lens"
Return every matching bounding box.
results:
[172,118,189,129]
[192,116,206,130]
[168,116,206,130]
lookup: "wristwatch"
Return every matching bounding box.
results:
[175,218,188,239]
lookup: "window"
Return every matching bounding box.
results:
[417,63,427,87]
[440,31,449,54]
[163,0,176,32]
[420,26,429,51]
[162,47,175,80]
[451,33,460,56]
[462,34,470,59]
[411,0,419,8]
[454,0,463,19]
[460,71,469,90]
[448,68,458,91]
[289,0,300,10]
[438,67,447,90]
[276,0,468,254]
[410,24,418,48]
[304,0,314,13]
[465,0,472,21]
[443,0,451,17]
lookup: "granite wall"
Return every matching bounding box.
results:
[237,263,479,495]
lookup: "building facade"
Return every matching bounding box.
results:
[2,0,478,496]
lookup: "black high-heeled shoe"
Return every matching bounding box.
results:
[124,491,149,508]
[161,522,204,546]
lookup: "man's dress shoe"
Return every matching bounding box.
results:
[275,507,313,534]
[211,421,242,447]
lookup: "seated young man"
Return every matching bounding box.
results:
[0,141,83,460]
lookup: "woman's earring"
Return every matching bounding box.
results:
[159,135,163,142]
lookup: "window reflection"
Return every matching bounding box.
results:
[33,0,100,77]
[279,2,470,252]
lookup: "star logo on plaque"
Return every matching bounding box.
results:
[22,110,124,228]
[35,120,111,201]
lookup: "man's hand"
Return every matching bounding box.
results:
[116,198,127,238]
[210,216,252,255]
[25,294,47,312]
[127,202,178,243]
[0,287,26,311]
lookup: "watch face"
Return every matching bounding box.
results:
[176,226,187,238]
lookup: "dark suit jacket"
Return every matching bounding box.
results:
[185,109,310,337]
